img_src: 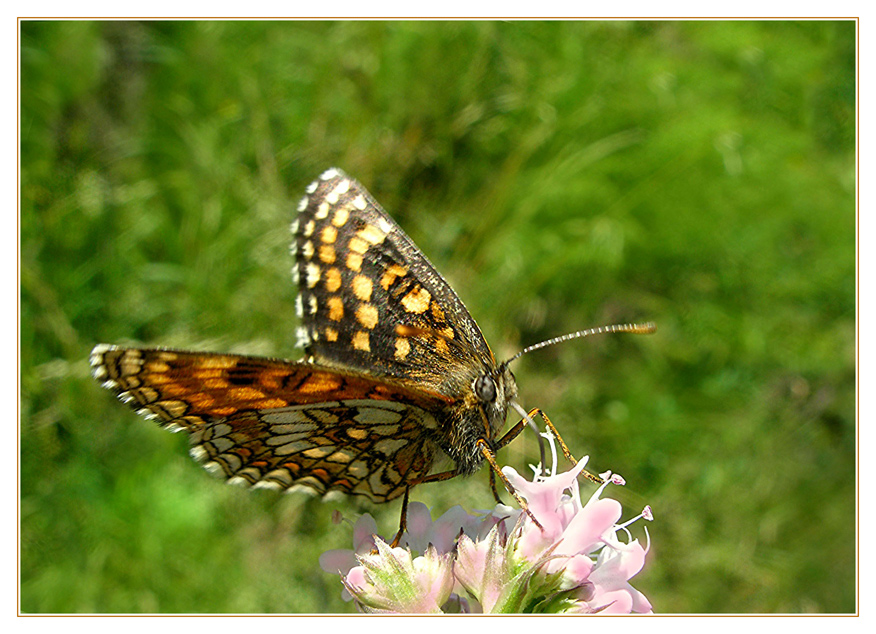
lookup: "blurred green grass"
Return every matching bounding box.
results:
[20,20,855,613]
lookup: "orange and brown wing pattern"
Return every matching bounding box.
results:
[90,345,448,502]
[190,400,437,502]
[292,168,496,391]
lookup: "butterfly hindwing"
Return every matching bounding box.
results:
[90,345,446,501]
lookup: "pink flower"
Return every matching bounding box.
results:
[500,457,653,613]
[319,513,381,601]
[453,522,513,612]
[342,539,456,613]
[321,433,653,613]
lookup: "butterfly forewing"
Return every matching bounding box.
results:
[293,169,496,392]
[90,345,449,501]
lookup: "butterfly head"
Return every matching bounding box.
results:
[474,361,519,428]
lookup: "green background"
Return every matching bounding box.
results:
[20,21,855,613]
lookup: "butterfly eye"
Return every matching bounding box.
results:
[474,374,497,403]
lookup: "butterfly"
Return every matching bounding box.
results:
[91,167,654,539]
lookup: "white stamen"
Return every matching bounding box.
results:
[617,506,654,532]
[539,430,559,478]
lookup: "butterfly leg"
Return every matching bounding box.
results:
[413,444,546,531]
[493,416,529,451]
[488,467,502,504]
[387,468,468,546]
[389,487,412,548]
[476,439,544,531]
[497,407,603,485]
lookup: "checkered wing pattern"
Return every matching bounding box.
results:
[90,346,450,502]
[92,168,523,504]
[292,168,496,392]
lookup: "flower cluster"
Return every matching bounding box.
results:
[319,437,653,614]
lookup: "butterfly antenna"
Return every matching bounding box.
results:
[503,321,656,367]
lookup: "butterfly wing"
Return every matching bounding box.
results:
[293,168,496,392]
[90,345,452,502]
